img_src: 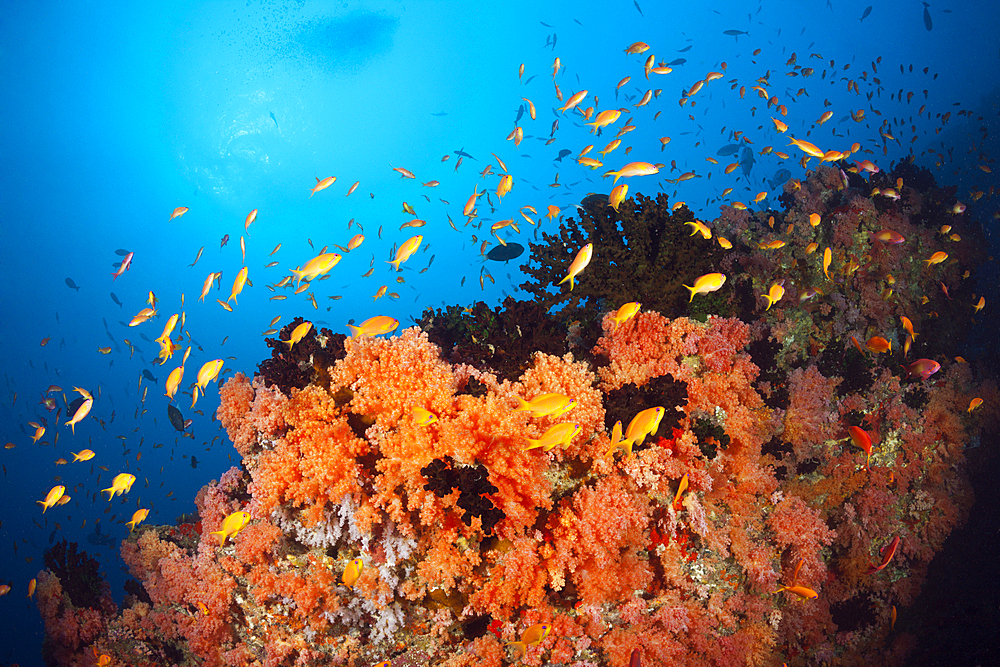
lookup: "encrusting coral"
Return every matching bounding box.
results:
[34,166,997,667]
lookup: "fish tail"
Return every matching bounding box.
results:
[506,641,527,661]
[346,325,361,339]
[513,396,532,412]
[684,284,695,302]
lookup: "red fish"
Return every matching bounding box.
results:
[848,426,873,468]
[904,358,941,380]
[871,229,905,244]
[866,535,900,574]
[111,252,134,281]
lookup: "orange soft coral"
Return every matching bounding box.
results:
[217,372,256,457]
[783,365,841,461]
[249,384,370,526]
[548,472,653,607]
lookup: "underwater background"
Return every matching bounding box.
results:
[1,1,998,666]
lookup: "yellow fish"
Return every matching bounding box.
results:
[210,511,251,545]
[72,449,95,462]
[607,161,659,184]
[342,557,364,587]
[557,243,593,291]
[683,273,726,301]
[102,473,136,500]
[609,183,628,210]
[228,266,248,304]
[923,251,948,266]
[685,220,712,239]
[128,307,156,326]
[610,302,641,329]
[624,407,664,448]
[156,313,179,346]
[514,393,575,418]
[38,485,65,513]
[524,422,581,451]
[605,420,631,457]
[65,397,93,435]
[411,407,438,426]
[126,508,150,532]
[506,623,551,661]
[196,359,224,392]
[290,253,341,286]
[165,366,184,401]
[763,282,785,310]
[387,235,423,271]
[310,176,336,197]
[347,316,399,339]
[283,322,312,349]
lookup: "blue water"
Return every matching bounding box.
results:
[1,1,997,665]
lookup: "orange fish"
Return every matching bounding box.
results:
[923,251,948,266]
[310,176,336,197]
[788,136,824,159]
[111,251,134,281]
[169,206,188,220]
[624,42,650,56]
[607,161,659,184]
[777,584,819,600]
[558,89,588,113]
[586,109,622,133]
[865,336,892,354]
[609,183,629,210]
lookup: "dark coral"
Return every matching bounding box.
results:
[817,339,875,398]
[43,540,104,609]
[419,298,573,382]
[257,316,346,394]
[421,457,504,535]
[747,334,790,409]
[691,418,730,459]
[603,374,688,451]
[519,192,728,323]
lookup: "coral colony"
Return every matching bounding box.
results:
[34,159,995,667]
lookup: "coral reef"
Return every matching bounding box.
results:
[34,166,996,667]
